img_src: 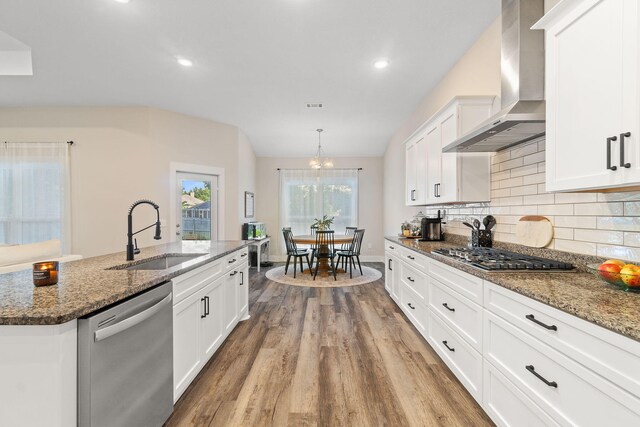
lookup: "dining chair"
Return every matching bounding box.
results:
[309,225,319,268]
[341,226,358,254]
[282,228,311,278]
[336,229,365,279]
[312,230,337,281]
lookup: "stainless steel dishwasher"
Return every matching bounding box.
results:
[78,281,173,427]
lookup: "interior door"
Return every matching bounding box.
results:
[176,172,218,241]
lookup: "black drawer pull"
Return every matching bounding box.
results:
[239,271,244,286]
[388,258,392,271]
[230,271,238,277]
[526,365,557,388]
[205,296,210,316]
[407,255,415,260]
[228,258,237,264]
[526,314,557,331]
[389,246,394,250]
[442,302,455,312]
[200,297,207,318]
[442,340,455,352]
[407,303,415,310]
[407,276,414,282]
[607,136,618,171]
[241,253,247,257]
[620,132,631,168]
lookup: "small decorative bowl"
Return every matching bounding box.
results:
[587,263,640,293]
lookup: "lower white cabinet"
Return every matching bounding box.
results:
[173,249,249,402]
[399,281,428,333]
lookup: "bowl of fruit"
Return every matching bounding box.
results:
[588,260,640,292]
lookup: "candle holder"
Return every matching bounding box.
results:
[33,261,59,286]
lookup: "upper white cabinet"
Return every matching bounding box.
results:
[534,0,640,192]
[405,96,496,206]
[405,135,427,205]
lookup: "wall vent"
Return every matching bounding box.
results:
[306,103,323,108]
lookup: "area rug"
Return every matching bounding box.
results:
[265,265,382,288]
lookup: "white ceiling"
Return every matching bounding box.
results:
[0,0,499,157]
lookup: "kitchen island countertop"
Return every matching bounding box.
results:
[0,240,250,325]
[386,236,640,343]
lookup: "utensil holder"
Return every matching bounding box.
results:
[471,230,492,248]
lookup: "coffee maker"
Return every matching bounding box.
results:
[419,210,444,241]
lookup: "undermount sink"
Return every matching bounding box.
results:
[112,254,206,271]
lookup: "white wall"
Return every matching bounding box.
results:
[238,130,257,225]
[0,106,256,257]
[256,157,384,260]
[384,17,502,235]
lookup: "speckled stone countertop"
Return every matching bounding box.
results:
[0,240,250,326]
[386,236,640,343]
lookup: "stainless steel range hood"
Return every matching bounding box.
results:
[443,0,545,153]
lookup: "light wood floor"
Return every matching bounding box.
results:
[164,263,494,427]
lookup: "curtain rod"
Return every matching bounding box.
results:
[277,167,362,171]
[3,141,74,145]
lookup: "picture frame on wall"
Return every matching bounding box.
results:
[244,191,254,218]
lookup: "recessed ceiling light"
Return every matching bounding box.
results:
[373,58,390,69]
[113,0,131,3]
[176,57,193,67]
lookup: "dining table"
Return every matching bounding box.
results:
[292,234,354,277]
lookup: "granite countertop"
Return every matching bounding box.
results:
[0,240,250,326]
[386,236,640,343]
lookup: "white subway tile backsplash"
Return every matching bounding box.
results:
[423,139,640,258]
[597,216,640,232]
[574,229,624,245]
[523,194,555,205]
[523,151,545,166]
[574,202,624,216]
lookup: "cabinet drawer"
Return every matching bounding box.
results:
[399,281,428,333]
[429,278,483,352]
[483,361,559,427]
[429,258,483,305]
[224,250,242,271]
[428,310,483,403]
[484,311,640,426]
[173,258,223,304]
[484,281,640,398]
[400,262,427,303]
[384,239,400,254]
[398,246,428,271]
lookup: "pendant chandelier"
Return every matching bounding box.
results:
[309,128,333,169]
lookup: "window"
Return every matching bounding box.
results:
[0,142,70,249]
[279,168,359,237]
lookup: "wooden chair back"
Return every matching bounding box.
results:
[314,230,335,257]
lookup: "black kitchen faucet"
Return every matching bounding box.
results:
[127,199,162,261]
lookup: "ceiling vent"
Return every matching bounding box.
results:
[306,103,323,108]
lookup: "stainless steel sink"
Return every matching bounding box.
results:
[113,254,206,271]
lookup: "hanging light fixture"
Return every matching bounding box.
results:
[309,129,333,169]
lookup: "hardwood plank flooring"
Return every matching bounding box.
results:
[165,263,494,427]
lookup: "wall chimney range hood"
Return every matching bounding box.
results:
[443,0,545,153]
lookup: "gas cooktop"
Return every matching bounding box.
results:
[432,247,574,272]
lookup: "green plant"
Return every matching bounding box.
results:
[312,215,334,231]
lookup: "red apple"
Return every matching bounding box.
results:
[598,263,622,283]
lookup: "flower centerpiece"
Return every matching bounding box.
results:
[312,215,334,231]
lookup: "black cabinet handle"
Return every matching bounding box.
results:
[201,297,207,318]
[525,314,557,331]
[407,276,414,282]
[239,271,244,286]
[526,365,557,388]
[389,246,395,250]
[620,132,631,168]
[407,303,415,310]
[442,340,455,352]
[435,183,441,198]
[407,255,415,260]
[205,296,210,316]
[607,136,618,171]
[410,189,416,201]
[228,258,237,264]
[388,258,392,271]
[442,302,455,312]
[241,252,248,257]
[230,271,238,277]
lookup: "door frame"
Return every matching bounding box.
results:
[169,162,225,242]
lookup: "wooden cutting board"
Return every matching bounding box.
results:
[515,216,553,248]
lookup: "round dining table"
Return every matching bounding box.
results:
[292,234,354,277]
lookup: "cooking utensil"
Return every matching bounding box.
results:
[515,216,553,247]
[473,219,481,230]
[462,222,474,229]
[485,215,496,231]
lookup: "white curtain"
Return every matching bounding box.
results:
[279,168,359,247]
[0,142,71,251]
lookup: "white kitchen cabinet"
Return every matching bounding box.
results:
[384,240,401,302]
[173,248,250,402]
[405,136,427,205]
[534,0,640,192]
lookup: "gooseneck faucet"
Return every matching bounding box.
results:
[127,199,162,261]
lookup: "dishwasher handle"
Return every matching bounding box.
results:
[94,293,172,342]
